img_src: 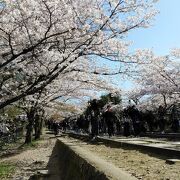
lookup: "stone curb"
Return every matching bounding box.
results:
[141,132,180,140]
[56,137,137,180]
[97,137,180,159]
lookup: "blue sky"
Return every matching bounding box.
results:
[119,0,180,91]
[128,0,180,55]
[66,1,180,106]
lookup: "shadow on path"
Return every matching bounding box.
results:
[29,140,62,180]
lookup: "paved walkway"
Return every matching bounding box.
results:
[67,132,180,158]
[101,136,180,150]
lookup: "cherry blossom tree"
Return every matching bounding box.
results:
[0,0,158,109]
[17,68,119,143]
[127,49,180,110]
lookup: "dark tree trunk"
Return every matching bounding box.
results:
[35,125,40,140]
[39,117,44,135]
[35,109,45,139]
[34,114,40,140]
[25,123,33,143]
[35,118,44,139]
[25,110,35,144]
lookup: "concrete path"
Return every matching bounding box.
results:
[101,136,180,150]
[67,132,180,158]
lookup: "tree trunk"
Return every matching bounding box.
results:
[40,117,44,135]
[25,123,33,143]
[34,114,40,140]
[35,131,40,140]
[25,111,35,144]
[35,125,40,140]
[35,117,44,139]
[162,94,167,109]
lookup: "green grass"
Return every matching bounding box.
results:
[25,140,39,147]
[20,139,43,150]
[0,163,16,178]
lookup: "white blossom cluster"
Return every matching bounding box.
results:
[127,49,180,109]
[0,0,158,109]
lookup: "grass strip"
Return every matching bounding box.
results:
[0,163,16,178]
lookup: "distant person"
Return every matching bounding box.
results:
[157,105,166,133]
[143,110,155,132]
[127,105,141,136]
[90,99,100,140]
[76,115,83,132]
[171,105,179,133]
[53,121,59,136]
[115,118,121,135]
[62,121,67,132]
[104,105,115,137]
[122,109,130,137]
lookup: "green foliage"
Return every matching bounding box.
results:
[84,93,122,116]
[0,1,5,5]
[6,106,22,119]
[98,93,122,108]
[21,139,41,148]
[0,163,15,178]
[98,94,110,108]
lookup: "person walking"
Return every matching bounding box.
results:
[104,105,115,137]
[127,105,141,136]
[158,105,166,133]
[171,105,179,133]
[89,99,100,140]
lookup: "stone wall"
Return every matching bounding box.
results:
[49,138,137,180]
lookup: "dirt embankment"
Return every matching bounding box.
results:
[0,137,56,180]
[1,135,180,180]
[68,137,180,180]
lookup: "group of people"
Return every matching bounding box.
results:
[46,100,180,139]
[79,102,179,139]
[46,119,68,135]
[80,100,146,139]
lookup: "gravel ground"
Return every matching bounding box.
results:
[66,137,180,180]
[0,136,56,180]
[1,134,180,180]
